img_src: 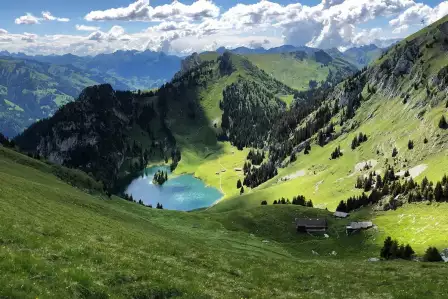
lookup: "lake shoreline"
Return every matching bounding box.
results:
[124,165,223,211]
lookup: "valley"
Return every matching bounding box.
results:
[1,8,448,299]
[1,146,447,299]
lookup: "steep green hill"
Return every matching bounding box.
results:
[11,15,448,264]
[14,52,294,195]
[0,57,131,138]
[209,15,448,252]
[244,50,358,90]
[1,146,447,298]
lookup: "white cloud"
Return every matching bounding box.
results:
[0,29,8,35]
[4,0,448,56]
[21,32,37,43]
[42,11,70,22]
[392,24,409,34]
[88,26,130,42]
[15,13,40,25]
[389,1,448,29]
[214,0,417,49]
[15,11,70,25]
[76,25,100,31]
[85,0,219,22]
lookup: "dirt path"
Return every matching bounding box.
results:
[397,164,428,179]
[278,169,306,182]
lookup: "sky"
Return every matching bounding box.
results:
[0,0,447,56]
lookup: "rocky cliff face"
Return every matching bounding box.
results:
[331,16,448,111]
[174,53,203,79]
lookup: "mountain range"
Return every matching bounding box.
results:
[0,45,373,138]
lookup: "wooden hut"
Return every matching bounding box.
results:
[295,218,328,233]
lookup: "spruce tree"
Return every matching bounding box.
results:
[423,247,443,262]
[392,147,398,158]
[403,244,415,260]
[434,182,443,202]
[237,179,242,189]
[439,115,447,129]
[380,237,393,259]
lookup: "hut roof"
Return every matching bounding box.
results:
[296,218,327,228]
[334,211,349,218]
[347,222,373,230]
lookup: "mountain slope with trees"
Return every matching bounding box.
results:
[3,50,182,91]
[14,84,178,190]
[0,56,133,138]
[13,52,294,193]
[214,14,448,228]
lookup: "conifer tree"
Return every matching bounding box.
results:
[434,182,443,202]
[439,115,448,129]
[423,247,443,262]
[380,237,393,259]
[237,179,242,189]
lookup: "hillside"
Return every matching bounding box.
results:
[342,44,384,69]
[1,146,447,298]
[209,15,448,253]
[10,14,448,268]
[244,50,358,90]
[14,84,178,190]
[14,52,294,195]
[0,56,132,138]
[6,50,182,91]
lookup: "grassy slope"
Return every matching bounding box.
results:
[0,58,100,137]
[1,147,448,298]
[211,91,448,249]
[172,54,293,198]
[209,17,448,252]
[245,53,330,91]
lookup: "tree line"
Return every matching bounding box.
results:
[338,169,448,213]
[380,236,444,262]
[262,194,313,207]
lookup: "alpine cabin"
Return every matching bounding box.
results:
[295,218,328,233]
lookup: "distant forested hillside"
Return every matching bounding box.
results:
[0,57,135,137]
[5,50,182,91]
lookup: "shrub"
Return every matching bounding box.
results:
[261,200,268,205]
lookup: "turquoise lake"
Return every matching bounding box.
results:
[124,166,223,211]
